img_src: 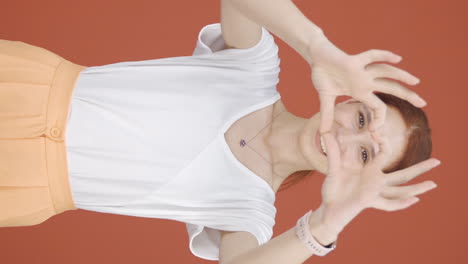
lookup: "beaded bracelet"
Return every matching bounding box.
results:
[294,210,337,256]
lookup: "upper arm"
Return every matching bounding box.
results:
[220,0,263,50]
[218,229,259,264]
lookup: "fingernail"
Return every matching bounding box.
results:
[419,98,427,107]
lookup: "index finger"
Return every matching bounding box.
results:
[385,158,441,186]
[362,93,387,131]
[374,78,427,108]
[371,131,393,168]
[319,93,336,134]
[322,132,342,173]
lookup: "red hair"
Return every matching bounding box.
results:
[278,92,432,192]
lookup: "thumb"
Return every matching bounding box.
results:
[322,132,342,172]
[364,94,386,131]
[319,94,336,134]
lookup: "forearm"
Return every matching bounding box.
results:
[227,206,340,264]
[227,0,328,65]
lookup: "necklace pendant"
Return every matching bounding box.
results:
[239,139,246,147]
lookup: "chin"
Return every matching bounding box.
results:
[298,114,328,174]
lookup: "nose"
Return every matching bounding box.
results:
[335,127,372,151]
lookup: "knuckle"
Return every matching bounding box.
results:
[378,49,387,54]
[379,63,390,70]
[366,49,378,58]
[411,93,423,103]
[415,185,427,194]
[400,192,412,199]
[403,174,413,183]
[402,70,413,79]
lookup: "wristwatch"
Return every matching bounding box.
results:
[295,210,337,256]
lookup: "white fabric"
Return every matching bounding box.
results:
[65,22,281,261]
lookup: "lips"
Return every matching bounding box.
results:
[315,130,326,156]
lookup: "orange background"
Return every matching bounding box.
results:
[0,0,466,263]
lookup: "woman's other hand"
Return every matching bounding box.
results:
[310,132,440,238]
[308,37,426,133]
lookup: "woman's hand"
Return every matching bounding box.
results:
[310,132,440,238]
[308,37,426,133]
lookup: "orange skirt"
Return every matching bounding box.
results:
[0,39,86,227]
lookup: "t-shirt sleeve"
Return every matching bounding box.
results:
[185,216,274,261]
[191,22,280,71]
[186,223,222,261]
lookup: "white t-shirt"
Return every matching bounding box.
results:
[65,22,281,261]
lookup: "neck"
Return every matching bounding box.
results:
[265,104,316,189]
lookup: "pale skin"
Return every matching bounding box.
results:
[264,98,411,191]
[217,1,441,264]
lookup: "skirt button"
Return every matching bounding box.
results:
[50,127,61,138]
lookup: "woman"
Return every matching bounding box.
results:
[0,0,439,263]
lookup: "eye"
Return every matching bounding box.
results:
[358,111,365,128]
[361,147,368,163]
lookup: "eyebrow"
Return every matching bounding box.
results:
[370,142,376,162]
[364,105,377,161]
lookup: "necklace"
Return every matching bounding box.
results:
[238,108,286,190]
